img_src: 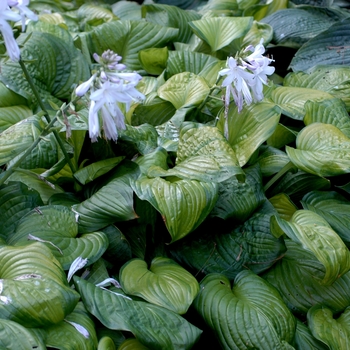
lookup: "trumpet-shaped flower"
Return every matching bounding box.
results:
[88,80,144,142]
[219,56,254,112]
[11,0,38,32]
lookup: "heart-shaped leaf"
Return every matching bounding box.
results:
[286,123,350,177]
[73,277,202,350]
[193,271,296,349]
[120,257,199,314]
[132,176,218,243]
[271,209,350,285]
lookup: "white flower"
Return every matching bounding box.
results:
[88,80,145,142]
[11,0,38,32]
[0,2,21,61]
[75,73,97,96]
[219,56,254,112]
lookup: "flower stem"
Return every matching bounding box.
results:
[0,116,58,186]
[19,59,77,174]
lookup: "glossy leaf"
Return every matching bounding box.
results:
[193,271,296,349]
[301,190,350,245]
[0,243,79,327]
[189,17,253,53]
[72,161,139,233]
[171,206,286,280]
[269,193,298,222]
[0,105,33,133]
[286,123,350,177]
[263,239,350,315]
[132,176,218,242]
[45,302,98,350]
[0,319,46,350]
[293,319,328,350]
[308,305,350,349]
[217,101,281,166]
[141,4,201,43]
[120,257,199,314]
[87,20,178,71]
[257,146,291,177]
[271,209,350,285]
[118,338,149,350]
[74,277,202,350]
[290,18,350,72]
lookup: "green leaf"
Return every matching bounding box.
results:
[242,20,273,47]
[86,20,178,71]
[0,319,46,350]
[138,47,168,75]
[158,72,210,109]
[73,277,202,350]
[286,123,350,177]
[269,193,298,222]
[77,4,117,30]
[73,161,139,233]
[45,302,98,350]
[0,181,43,240]
[193,271,296,349]
[267,169,331,202]
[0,243,79,327]
[263,239,350,315]
[118,338,149,350]
[189,17,253,53]
[217,101,281,166]
[271,210,350,285]
[284,65,350,111]
[303,98,350,137]
[293,319,329,350]
[308,305,350,349]
[0,81,28,108]
[148,122,244,182]
[120,257,199,314]
[262,7,347,48]
[4,169,65,204]
[141,4,202,43]
[0,31,90,108]
[210,163,266,221]
[132,176,218,242]
[290,18,350,72]
[266,124,297,149]
[74,157,125,185]
[8,205,109,270]
[301,190,350,245]
[0,105,33,133]
[257,146,291,177]
[111,1,142,21]
[171,205,286,279]
[269,86,334,120]
[0,116,44,166]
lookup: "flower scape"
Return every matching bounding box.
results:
[1,0,350,349]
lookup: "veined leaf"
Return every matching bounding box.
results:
[271,210,350,285]
[290,18,350,72]
[132,176,218,242]
[141,4,201,43]
[284,65,350,110]
[217,101,281,166]
[139,47,168,75]
[118,338,149,350]
[308,305,350,349]
[269,193,298,222]
[189,17,253,53]
[286,123,350,177]
[0,181,43,240]
[0,105,33,133]
[148,122,244,182]
[269,86,334,120]
[193,271,296,349]
[0,243,79,327]
[171,205,286,280]
[120,257,199,314]
[111,1,142,21]
[45,302,98,350]
[210,163,266,221]
[87,20,179,71]
[0,319,46,350]
[74,277,202,350]
[158,72,210,109]
[293,319,329,350]
[73,161,139,233]
[263,239,350,315]
[257,146,291,177]
[262,7,346,48]
[301,190,350,246]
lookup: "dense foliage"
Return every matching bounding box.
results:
[1,0,350,349]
